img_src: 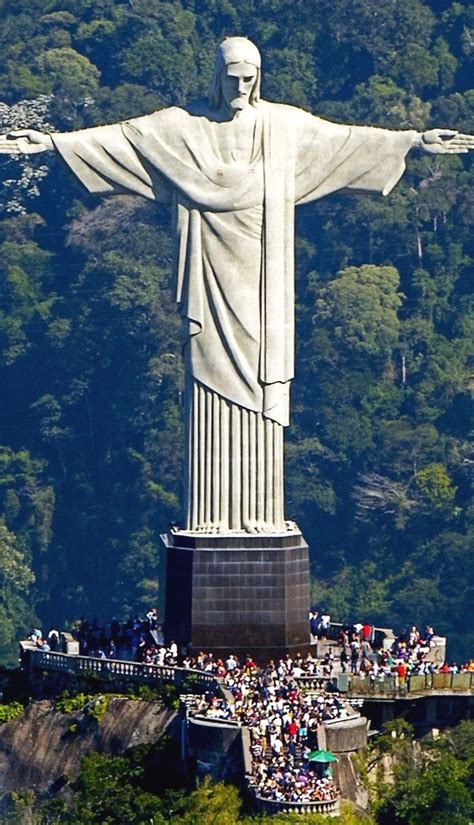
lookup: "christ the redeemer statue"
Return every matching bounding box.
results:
[2,37,473,535]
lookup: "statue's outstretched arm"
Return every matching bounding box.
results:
[1,123,162,201]
[413,128,474,155]
[0,129,55,155]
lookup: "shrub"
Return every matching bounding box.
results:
[0,700,25,723]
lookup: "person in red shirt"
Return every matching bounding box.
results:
[396,662,407,686]
[362,623,372,642]
[287,720,299,739]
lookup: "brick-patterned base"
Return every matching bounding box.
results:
[162,530,311,660]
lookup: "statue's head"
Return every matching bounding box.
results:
[209,37,261,113]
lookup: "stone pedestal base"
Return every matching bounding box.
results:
[162,529,311,659]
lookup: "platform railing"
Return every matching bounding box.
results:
[250,791,340,817]
[21,645,473,697]
[295,674,338,692]
[21,646,218,691]
[346,671,474,697]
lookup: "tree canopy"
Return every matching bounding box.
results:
[0,0,472,661]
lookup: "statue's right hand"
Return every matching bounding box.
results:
[0,129,54,155]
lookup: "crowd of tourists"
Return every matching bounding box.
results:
[74,611,165,660]
[29,627,61,652]
[28,611,169,662]
[29,610,474,682]
[252,764,340,805]
[184,651,349,804]
[29,612,474,681]
[309,612,474,680]
[28,611,474,807]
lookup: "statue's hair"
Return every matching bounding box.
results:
[208,37,261,110]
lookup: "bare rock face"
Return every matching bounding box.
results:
[0,698,176,794]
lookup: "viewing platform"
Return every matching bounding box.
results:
[298,671,474,698]
[19,643,474,699]
[18,637,473,813]
[19,642,218,693]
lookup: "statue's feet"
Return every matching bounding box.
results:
[191,520,284,534]
[260,521,274,533]
[194,522,223,534]
[243,519,275,534]
[243,519,258,534]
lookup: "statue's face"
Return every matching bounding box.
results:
[221,61,258,113]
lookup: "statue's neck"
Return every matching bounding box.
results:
[214,104,257,124]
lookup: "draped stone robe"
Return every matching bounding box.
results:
[52,102,415,533]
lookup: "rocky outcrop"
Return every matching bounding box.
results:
[333,753,369,812]
[0,698,176,794]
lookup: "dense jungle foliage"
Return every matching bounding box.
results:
[0,0,472,664]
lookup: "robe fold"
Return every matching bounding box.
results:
[52,102,415,531]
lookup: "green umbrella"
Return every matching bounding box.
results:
[308,749,338,763]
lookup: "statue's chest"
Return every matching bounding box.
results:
[217,135,255,163]
[211,117,261,165]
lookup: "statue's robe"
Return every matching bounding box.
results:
[52,102,415,532]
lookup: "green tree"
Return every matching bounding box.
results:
[71,752,166,825]
[0,521,35,664]
[415,462,457,512]
[37,47,100,125]
[377,754,473,825]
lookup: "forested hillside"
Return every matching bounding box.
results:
[0,0,472,664]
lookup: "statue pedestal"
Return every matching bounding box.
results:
[162,529,311,660]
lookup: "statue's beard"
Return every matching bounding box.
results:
[229,96,249,110]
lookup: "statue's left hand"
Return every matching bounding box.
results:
[0,130,54,155]
[420,129,474,154]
